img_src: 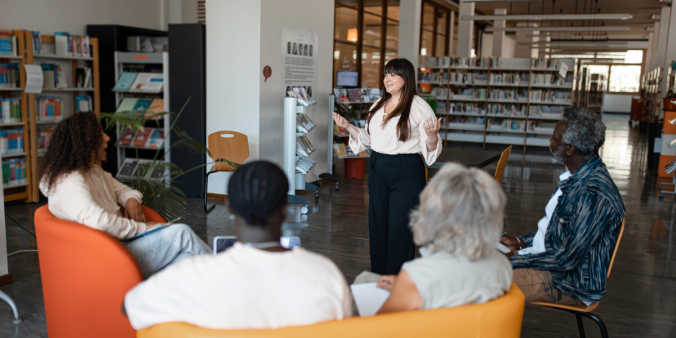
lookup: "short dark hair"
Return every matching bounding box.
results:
[227,161,289,227]
[561,107,606,160]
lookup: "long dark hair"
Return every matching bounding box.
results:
[39,112,103,192]
[367,58,417,142]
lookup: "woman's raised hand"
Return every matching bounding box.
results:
[423,117,443,137]
[332,112,351,129]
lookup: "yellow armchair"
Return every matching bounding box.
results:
[137,284,525,338]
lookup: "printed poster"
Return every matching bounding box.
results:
[282,27,318,100]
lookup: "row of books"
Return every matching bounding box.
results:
[0,31,18,57]
[532,58,562,69]
[418,72,448,83]
[531,73,567,86]
[297,136,315,157]
[528,90,570,102]
[35,96,63,122]
[449,103,483,114]
[116,98,164,119]
[0,97,21,123]
[490,73,527,85]
[428,87,449,99]
[37,128,53,156]
[117,128,165,149]
[296,113,316,134]
[452,57,490,68]
[0,129,24,155]
[2,158,27,187]
[333,143,369,158]
[420,56,452,68]
[75,67,93,88]
[448,116,485,125]
[117,158,164,181]
[488,119,535,132]
[0,63,20,88]
[41,63,68,89]
[287,87,316,106]
[489,89,525,101]
[52,32,91,58]
[114,72,164,93]
[333,88,382,103]
[488,104,526,116]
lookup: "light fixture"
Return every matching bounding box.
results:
[347,28,358,42]
[652,14,661,20]
[462,13,632,21]
[486,26,630,33]
[526,41,628,46]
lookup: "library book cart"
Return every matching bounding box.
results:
[23,31,100,202]
[418,56,576,149]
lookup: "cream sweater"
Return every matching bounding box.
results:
[39,165,146,239]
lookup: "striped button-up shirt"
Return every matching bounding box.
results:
[510,156,625,303]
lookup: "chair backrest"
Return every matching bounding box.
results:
[607,218,626,278]
[34,205,165,338]
[137,284,525,338]
[494,145,513,184]
[207,131,249,172]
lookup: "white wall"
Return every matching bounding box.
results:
[206,0,334,195]
[603,93,633,114]
[0,0,163,34]
[481,33,515,58]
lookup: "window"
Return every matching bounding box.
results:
[333,0,400,88]
[555,50,645,94]
[419,1,451,56]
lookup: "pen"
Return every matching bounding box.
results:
[501,232,507,237]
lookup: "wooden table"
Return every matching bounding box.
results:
[426,147,505,170]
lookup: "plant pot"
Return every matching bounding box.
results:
[345,158,366,179]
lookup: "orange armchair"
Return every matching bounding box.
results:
[34,205,165,338]
[137,284,525,338]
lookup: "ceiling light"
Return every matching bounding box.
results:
[486,26,630,33]
[462,13,632,21]
[526,41,628,46]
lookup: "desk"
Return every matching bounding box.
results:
[426,148,505,170]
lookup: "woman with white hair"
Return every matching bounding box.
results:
[355,163,513,313]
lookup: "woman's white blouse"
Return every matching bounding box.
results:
[349,95,442,166]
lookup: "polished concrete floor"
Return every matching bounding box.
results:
[0,114,673,337]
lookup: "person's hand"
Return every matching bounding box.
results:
[503,251,515,259]
[332,112,351,129]
[144,222,167,230]
[500,235,521,252]
[376,275,397,291]
[423,117,443,138]
[124,199,146,223]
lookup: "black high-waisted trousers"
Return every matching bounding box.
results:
[367,151,426,275]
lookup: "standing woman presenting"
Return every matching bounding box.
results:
[333,58,442,275]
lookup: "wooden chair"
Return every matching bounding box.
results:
[494,145,512,184]
[531,218,626,338]
[205,131,249,213]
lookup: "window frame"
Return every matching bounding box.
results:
[333,0,399,88]
[419,0,451,57]
[577,50,646,95]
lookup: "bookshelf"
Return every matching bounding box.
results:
[0,31,31,202]
[418,56,576,149]
[643,67,662,123]
[585,73,605,116]
[23,32,100,202]
[112,52,170,180]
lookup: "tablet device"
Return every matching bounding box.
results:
[213,236,237,255]
[120,224,170,243]
[280,236,301,249]
[497,242,511,254]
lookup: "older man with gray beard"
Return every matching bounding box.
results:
[501,107,625,306]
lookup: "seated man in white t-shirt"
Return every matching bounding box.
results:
[354,163,512,313]
[123,161,352,330]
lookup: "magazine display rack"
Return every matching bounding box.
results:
[418,56,576,149]
[284,97,320,213]
[112,52,170,181]
[660,118,676,198]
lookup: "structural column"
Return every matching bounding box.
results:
[448,10,455,56]
[399,0,422,70]
[514,22,538,58]
[457,1,474,57]
[655,6,671,72]
[664,7,676,95]
[492,9,507,57]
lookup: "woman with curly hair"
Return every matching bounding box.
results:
[39,112,210,278]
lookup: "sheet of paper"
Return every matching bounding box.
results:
[350,283,390,317]
[558,63,568,78]
[24,65,43,94]
[497,242,511,254]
